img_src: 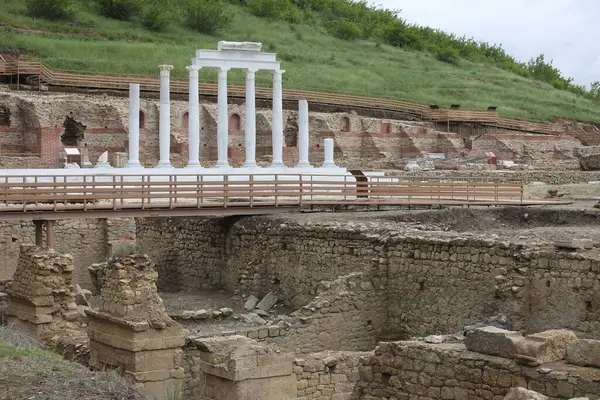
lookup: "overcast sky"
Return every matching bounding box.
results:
[378,0,600,88]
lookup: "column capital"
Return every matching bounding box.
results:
[159,65,174,76]
[245,68,258,79]
[272,69,285,81]
[186,65,201,72]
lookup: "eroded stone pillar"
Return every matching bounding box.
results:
[86,254,184,400]
[322,138,336,168]
[243,68,258,168]
[186,66,201,168]
[216,67,230,168]
[271,69,285,168]
[126,83,143,168]
[6,245,82,338]
[157,65,174,168]
[296,99,311,168]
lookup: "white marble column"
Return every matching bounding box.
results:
[186,65,201,168]
[216,67,230,168]
[322,138,336,168]
[271,69,285,168]
[157,65,174,168]
[296,99,311,168]
[243,68,258,168]
[125,83,142,168]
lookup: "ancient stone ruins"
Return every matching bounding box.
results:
[0,42,600,400]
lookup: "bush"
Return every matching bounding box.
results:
[96,0,141,20]
[435,47,459,65]
[246,0,293,20]
[182,0,232,34]
[326,18,362,40]
[26,0,75,20]
[140,0,172,31]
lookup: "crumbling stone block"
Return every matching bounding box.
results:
[514,329,577,365]
[186,335,296,399]
[256,291,278,311]
[464,326,524,358]
[566,339,600,367]
[504,387,548,400]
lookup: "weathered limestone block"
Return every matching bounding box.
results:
[465,326,524,358]
[566,339,600,367]
[187,335,297,400]
[504,387,548,400]
[514,330,577,365]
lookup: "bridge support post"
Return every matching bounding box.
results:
[271,69,285,168]
[34,221,43,246]
[186,65,202,168]
[243,68,258,168]
[126,83,143,168]
[296,99,311,168]
[216,67,230,168]
[157,65,174,168]
[45,220,55,249]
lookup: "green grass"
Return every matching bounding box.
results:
[1,0,600,122]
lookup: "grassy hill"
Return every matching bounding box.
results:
[1,0,599,122]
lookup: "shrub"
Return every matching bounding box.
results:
[182,0,232,34]
[246,0,292,20]
[96,0,141,20]
[26,0,75,20]
[435,47,459,65]
[326,18,362,40]
[140,0,172,31]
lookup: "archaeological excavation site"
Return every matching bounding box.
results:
[0,43,600,400]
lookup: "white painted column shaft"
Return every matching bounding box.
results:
[322,138,336,168]
[157,65,174,168]
[243,69,258,168]
[271,69,285,167]
[186,65,201,168]
[296,99,311,168]
[125,83,142,168]
[216,67,230,168]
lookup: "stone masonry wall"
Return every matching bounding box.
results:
[138,215,600,343]
[356,341,600,400]
[294,351,368,400]
[0,217,136,288]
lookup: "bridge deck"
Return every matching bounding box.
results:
[0,173,570,220]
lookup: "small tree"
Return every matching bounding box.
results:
[246,0,290,20]
[26,0,75,20]
[140,0,172,31]
[96,0,141,21]
[326,18,362,40]
[182,0,232,34]
[435,47,459,65]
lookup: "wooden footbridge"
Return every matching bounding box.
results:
[0,172,568,246]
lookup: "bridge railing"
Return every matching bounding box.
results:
[0,173,525,213]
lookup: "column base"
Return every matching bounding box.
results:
[215,161,230,168]
[185,161,203,168]
[270,161,285,168]
[296,162,312,168]
[321,162,337,168]
[125,161,143,168]
[156,161,173,168]
[242,161,259,168]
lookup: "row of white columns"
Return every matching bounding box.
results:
[125,65,336,169]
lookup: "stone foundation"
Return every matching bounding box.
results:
[356,339,600,400]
